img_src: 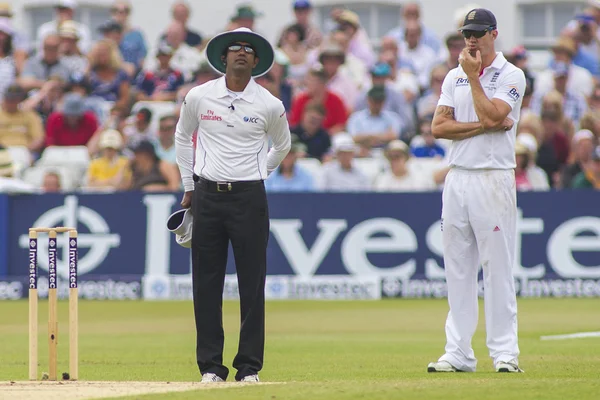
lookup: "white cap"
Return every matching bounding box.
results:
[167,209,193,248]
[516,132,538,153]
[332,133,357,153]
[99,129,124,150]
[56,0,77,9]
[572,129,594,144]
[588,0,600,9]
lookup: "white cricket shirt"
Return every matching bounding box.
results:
[175,76,291,192]
[438,52,526,170]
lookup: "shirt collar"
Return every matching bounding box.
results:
[488,52,507,71]
[215,76,257,103]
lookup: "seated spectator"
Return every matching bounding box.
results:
[87,39,131,110]
[516,131,551,191]
[158,21,204,81]
[159,1,203,49]
[347,85,401,156]
[109,0,148,75]
[331,9,375,68]
[328,28,369,93]
[0,4,30,75]
[18,34,71,92]
[278,0,322,50]
[97,19,137,78]
[0,145,37,193]
[85,129,131,191]
[279,23,309,85]
[572,145,600,189]
[0,18,17,102]
[378,37,420,101]
[440,33,463,70]
[400,20,438,91]
[411,117,446,158]
[560,129,596,188]
[579,110,600,140]
[36,0,91,54]
[67,73,109,124]
[321,133,370,192]
[289,65,348,134]
[385,2,442,55]
[354,62,416,139]
[265,138,315,192]
[530,62,587,127]
[176,62,220,104]
[588,83,600,110]
[45,92,99,147]
[265,50,294,112]
[514,140,549,191]
[537,109,571,187]
[417,65,449,121]
[316,43,360,112]
[374,140,436,192]
[0,85,45,154]
[290,102,331,161]
[509,45,536,99]
[20,77,66,126]
[123,107,155,145]
[58,20,88,76]
[538,90,576,140]
[134,44,185,102]
[129,139,180,192]
[42,171,62,193]
[153,115,177,163]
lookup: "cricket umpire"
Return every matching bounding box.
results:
[427,9,526,374]
[174,27,291,383]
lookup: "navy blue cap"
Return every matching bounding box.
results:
[293,0,312,9]
[459,8,497,31]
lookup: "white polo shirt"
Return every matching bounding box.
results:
[438,52,526,170]
[175,76,291,192]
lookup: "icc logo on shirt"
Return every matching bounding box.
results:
[244,116,259,123]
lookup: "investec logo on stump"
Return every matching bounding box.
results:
[29,239,37,289]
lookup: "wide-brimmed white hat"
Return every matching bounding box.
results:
[167,209,193,248]
[99,129,123,150]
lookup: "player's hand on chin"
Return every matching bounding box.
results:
[459,49,482,77]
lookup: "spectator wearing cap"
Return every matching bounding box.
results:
[265,136,315,192]
[134,44,185,102]
[0,84,45,154]
[0,3,30,75]
[531,62,588,127]
[386,2,442,54]
[289,65,348,134]
[0,17,16,100]
[354,62,416,139]
[152,115,178,164]
[281,0,322,50]
[129,139,180,192]
[87,39,131,111]
[400,20,438,92]
[123,107,155,145]
[347,85,402,156]
[317,42,360,111]
[0,145,37,193]
[36,0,92,55]
[157,21,204,82]
[534,36,595,100]
[327,28,370,91]
[374,139,436,192]
[84,128,131,191]
[515,132,550,190]
[330,9,376,68]
[565,13,600,74]
[227,4,262,31]
[571,145,600,189]
[320,133,371,192]
[290,102,331,161]
[560,129,596,188]
[18,34,71,92]
[159,1,203,50]
[109,0,148,74]
[45,92,99,147]
[58,20,87,76]
[410,117,446,158]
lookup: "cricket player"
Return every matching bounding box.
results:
[427,8,526,373]
[174,27,291,383]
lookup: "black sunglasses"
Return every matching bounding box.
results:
[462,26,495,39]
[228,43,255,54]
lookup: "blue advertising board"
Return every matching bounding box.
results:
[0,191,599,300]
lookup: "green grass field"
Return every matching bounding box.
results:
[1,298,599,399]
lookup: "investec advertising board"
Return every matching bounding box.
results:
[0,191,599,300]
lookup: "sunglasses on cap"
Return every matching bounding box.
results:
[462,26,495,39]
[228,43,255,54]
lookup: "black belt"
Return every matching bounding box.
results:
[193,174,263,193]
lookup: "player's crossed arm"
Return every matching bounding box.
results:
[431,106,513,141]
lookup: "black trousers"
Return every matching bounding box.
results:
[191,174,269,381]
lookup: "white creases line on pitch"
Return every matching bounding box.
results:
[540,331,600,340]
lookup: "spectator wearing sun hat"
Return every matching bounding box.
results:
[58,20,88,76]
[85,128,132,191]
[515,132,550,190]
[36,0,92,55]
[560,129,596,188]
[320,133,370,192]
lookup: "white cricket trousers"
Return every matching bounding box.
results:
[439,168,519,372]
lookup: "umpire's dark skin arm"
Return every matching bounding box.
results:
[181,191,193,208]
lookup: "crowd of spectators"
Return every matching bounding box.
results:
[0,0,599,194]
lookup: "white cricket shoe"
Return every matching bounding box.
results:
[240,374,260,382]
[201,373,225,383]
[496,359,524,373]
[427,360,463,372]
